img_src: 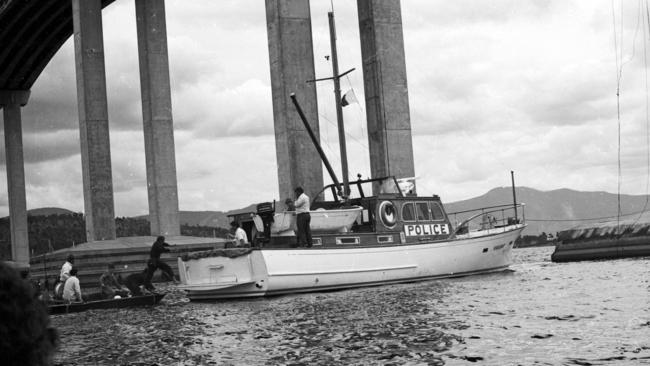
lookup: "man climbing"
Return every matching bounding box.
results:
[143,236,178,290]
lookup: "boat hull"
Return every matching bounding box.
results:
[178,225,524,300]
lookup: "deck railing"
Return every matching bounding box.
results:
[448,203,526,236]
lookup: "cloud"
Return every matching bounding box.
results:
[173,78,274,137]
[3,0,650,220]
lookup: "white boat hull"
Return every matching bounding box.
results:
[178,225,524,300]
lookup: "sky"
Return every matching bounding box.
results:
[1,0,650,217]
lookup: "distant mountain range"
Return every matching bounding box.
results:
[443,187,650,235]
[22,187,650,236]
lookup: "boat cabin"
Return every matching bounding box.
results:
[228,176,455,249]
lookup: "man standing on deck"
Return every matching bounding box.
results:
[144,236,178,290]
[294,187,312,247]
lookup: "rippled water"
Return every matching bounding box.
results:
[51,247,650,365]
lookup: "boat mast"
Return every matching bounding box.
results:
[307,11,355,201]
[328,11,350,199]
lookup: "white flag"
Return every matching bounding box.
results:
[341,89,358,107]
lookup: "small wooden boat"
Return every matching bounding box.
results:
[47,293,166,315]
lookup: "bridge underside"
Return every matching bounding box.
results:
[0,0,115,90]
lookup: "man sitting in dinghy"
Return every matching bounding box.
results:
[100,263,131,299]
[62,268,83,303]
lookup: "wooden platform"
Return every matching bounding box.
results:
[29,236,227,292]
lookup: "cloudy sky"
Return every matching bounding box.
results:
[1,0,649,217]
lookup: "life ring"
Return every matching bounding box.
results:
[378,201,397,228]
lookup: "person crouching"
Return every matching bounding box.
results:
[100,263,131,299]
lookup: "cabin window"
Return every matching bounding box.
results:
[312,238,322,246]
[416,203,430,221]
[430,202,446,221]
[402,203,416,221]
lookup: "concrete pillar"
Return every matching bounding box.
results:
[135,0,180,236]
[266,0,324,201]
[72,0,116,241]
[357,0,416,193]
[0,90,30,268]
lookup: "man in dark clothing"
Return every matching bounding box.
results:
[143,236,177,290]
[124,269,153,296]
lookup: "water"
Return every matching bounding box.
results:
[51,247,650,365]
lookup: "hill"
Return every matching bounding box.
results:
[27,207,75,216]
[443,187,650,235]
[134,204,258,228]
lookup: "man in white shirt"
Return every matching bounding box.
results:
[230,221,248,247]
[55,254,75,299]
[293,186,312,247]
[63,268,83,303]
[59,254,74,283]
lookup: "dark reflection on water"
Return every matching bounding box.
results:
[51,247,650,365]
[191,282,466,365]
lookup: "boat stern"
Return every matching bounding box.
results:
[177,248,268,299]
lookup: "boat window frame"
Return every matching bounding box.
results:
[415,202,430,221]
[430,202,447,221]
[403,201,447,222]
[401,202,417,222]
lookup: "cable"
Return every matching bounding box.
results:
[528,209,650,223]
[629,0,650,229]
[611,0,623,236]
